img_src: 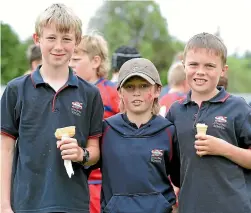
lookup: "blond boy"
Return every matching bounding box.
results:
[70,33,119,213]
[160,62,190,114]
[1,4,104,213]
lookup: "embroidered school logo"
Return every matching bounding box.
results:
[213,116,227,130]
[151,149,164,163]
[215,116,227,123]
[71,101,83,116]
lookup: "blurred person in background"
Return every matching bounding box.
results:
[217,76,228,90]
[24,44,42,75]
[111,45,141,84]
[160,51,184,98]
[160,62,189,115]
[69,32,119,213]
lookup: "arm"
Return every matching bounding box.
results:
[1,134,15,212]
[84,138,100,166]
[223,110,251,169]
[86,90,104,165]
[168,126,180,188]
[222,144,251,169]
[195,135,251,169]
[58,90,104,166]
[1,84,19,212]
[195,110,251,169]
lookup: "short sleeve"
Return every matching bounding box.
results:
[239,111,251,148]
[88,90,104,139]
[167,125,180,187]
[1,84,19,139]
[165,105,174,123]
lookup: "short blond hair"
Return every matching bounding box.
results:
[168,62,186,87]
[184,32,227,65]
[35,3,82,45]
[78,32,110,78]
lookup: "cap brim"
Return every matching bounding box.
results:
[119,73,155,89]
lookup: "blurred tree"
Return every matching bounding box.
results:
[227,56,251,92]
[88,1,181,85]
[1,22,30,84]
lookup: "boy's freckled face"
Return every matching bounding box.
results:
[37,24,76,68]
[69,48,94,81]
[184,48,227,95]
[119,76,158,114]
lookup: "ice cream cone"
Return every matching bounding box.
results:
[196,123,208,135]
[55,126,76,178]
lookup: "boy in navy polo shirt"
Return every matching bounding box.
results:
[100,58,180,213]
[1,4,103,213]
[166,32,251,213]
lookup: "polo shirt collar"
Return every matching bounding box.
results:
[183,86,230,105]
[31,65,79,88]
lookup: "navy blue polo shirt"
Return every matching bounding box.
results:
[1,66,104,213]
[166,87,251,213]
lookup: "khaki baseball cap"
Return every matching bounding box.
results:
[117,58,162,89]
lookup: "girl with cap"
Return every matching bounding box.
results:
[100,58,180,213]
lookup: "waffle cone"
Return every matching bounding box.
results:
[196,124,208,135]
[55,126,76,139]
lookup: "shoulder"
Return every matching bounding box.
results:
[103,80,118,94]
[226,94,251,112]
[169,98,185,111]
[105,113,122,123]
[103,79,117,88]
[227,94,249,104]
[77,77,100,95]
[103,114,122,131]
[5,74,31,93]
[154,115,175,129]
[153,116,176,137]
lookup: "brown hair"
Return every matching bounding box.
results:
[184,32,227,65]
[217,76,228,90]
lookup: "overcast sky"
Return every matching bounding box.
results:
[1,0,250,55]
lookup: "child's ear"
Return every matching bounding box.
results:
[182,60,185,68]
[154,85,161,98]
[221,64,228,77]
[118,88,123,99]
[33,33,40,45]
[92,55,101,69]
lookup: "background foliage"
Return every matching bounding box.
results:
[1,1,251,92]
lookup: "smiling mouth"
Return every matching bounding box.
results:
[132,100,142,104]
[52,54,65,56]
[194,78,207,84]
